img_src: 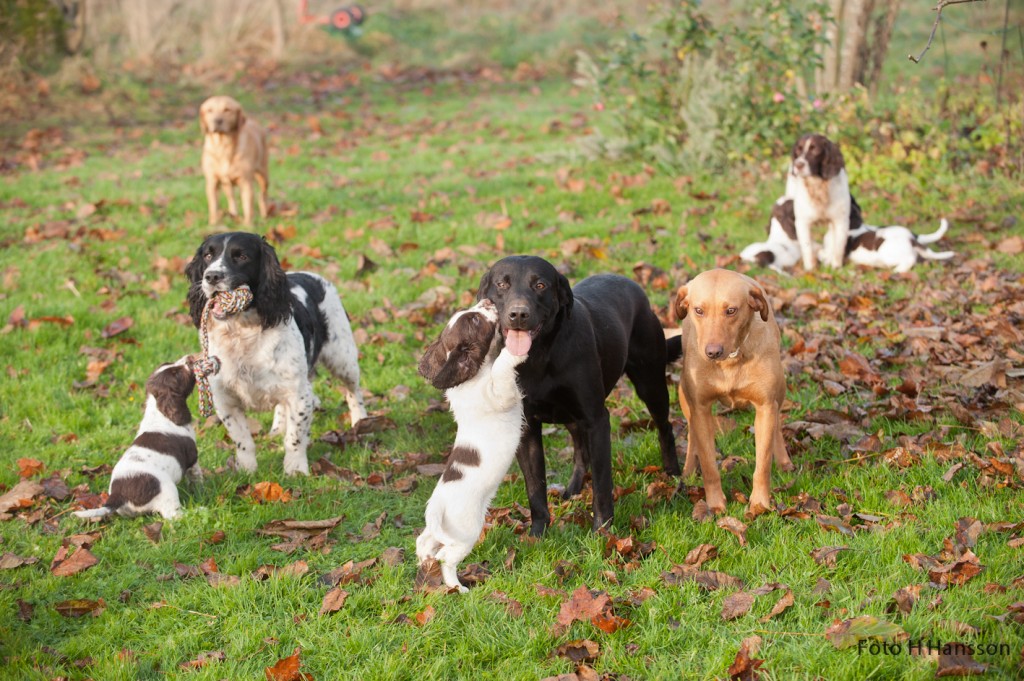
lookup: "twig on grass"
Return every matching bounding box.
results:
[150,601,217,620]
[909,0,989,63]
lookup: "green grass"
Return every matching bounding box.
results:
[1,37,1023,681]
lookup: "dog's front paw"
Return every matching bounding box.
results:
[283,461,310,476]
[500,347,529,366]
[233,453,258,473]
[745,498,772,520]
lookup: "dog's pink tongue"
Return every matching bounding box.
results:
[505,329,532,356]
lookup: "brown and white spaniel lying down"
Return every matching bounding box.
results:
[416,299,527,592]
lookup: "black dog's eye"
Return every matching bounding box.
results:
[236,253,249,262]
[534,282,546,291]
[496,280,510,290]
[203,252,213,262]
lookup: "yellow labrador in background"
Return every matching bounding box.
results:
[199,95,269,226]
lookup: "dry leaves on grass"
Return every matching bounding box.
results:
[553,639,600,664]
[809,545,850,568]
[180,650,225,670]
[17,457,44,478]
[0,480,44,515]
[825,616,907,649]
[0,552,39,570]
[728,635,764,680]
[319,588,348,616]
[54,598,105,618]
[717,516,748,547]
[257,516,344,554]
[248,481,293,503]
[50,545,98,577]
[265,647,313,681]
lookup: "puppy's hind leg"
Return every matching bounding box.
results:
[434,543,471,593]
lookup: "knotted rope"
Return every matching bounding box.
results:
[194,285,254,417]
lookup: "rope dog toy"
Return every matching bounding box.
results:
[194,285,254,417]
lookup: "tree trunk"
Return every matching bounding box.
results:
[838,0,873,91]
[867,0,902,95]
[270,0,287,59]
[817,0,845,93]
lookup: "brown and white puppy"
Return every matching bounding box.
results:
[739,197,802,274]
[416,300,527,592]
[199,95,269,226]
[824,218,954,274]
[675,269,793,518]
[785,133,852,270]
[74,356,201,520]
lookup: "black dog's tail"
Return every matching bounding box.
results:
[666,334,683,364]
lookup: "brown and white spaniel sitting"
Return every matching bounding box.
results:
[785,133,856,270]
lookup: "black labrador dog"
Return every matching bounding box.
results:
[477,255,680,535]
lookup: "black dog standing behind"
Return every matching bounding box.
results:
[477,255,680,535]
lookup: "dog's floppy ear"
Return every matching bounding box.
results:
[556,272,573,319]
[236,107,246,131]
[418,338,449,385]
[820,138,845,180]
[254,238,290,329]
[673,285,689,320]
[146,365,194,426]
[419,338,487,390]
[748,285,770,322]
[475,269,493,301]
[198,106,210,135]
[184,245,209,329]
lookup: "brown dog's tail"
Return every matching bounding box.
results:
[665,334,683,364]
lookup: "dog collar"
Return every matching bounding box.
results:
[727,331,751,359]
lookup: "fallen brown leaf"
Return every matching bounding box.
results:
[16,457,44,478]
[759,589,795,623]
[556,586,611,629]
[264,647,312,681]
[51,546,98,577]
[553,639,600,664]
[319,588,349,616]
[54,598,105,618]
[717,516,748,547]
[728,635,764,681]
[722,591,756,620]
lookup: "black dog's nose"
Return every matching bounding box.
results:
[506,305,530,327]
[705,344,724,360]
[204,271,224,285]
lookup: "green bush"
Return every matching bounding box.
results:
[0,0,68,71]
[575,0,832,170]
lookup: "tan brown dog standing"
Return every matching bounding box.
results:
[675,269,793,518]
[199,95,269,226]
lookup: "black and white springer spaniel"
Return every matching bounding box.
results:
[185,232,367,475]
[786,133,858,270]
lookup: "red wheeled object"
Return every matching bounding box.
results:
[299,1,367,34]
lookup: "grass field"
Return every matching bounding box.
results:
[1,4,1023,680]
